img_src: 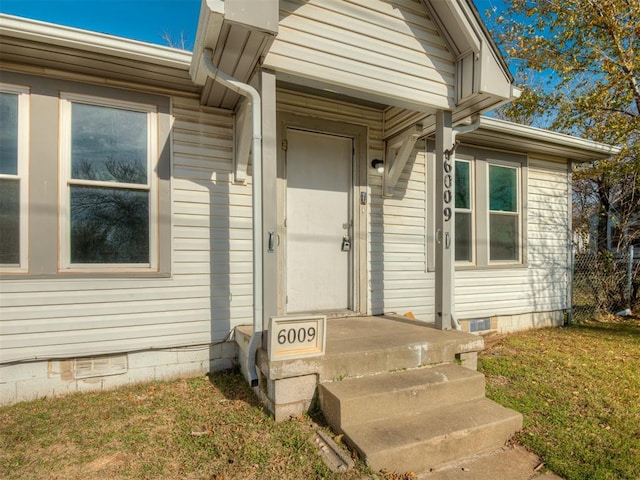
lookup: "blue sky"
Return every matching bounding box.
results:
[0,0,202,50]
[1,0,503,51]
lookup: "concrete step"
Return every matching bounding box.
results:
[320,325,483,382]
[344,397,523,473]
[319,364,486,432]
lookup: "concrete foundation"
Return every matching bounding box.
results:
[459,310,565,335]
[0,342,238,406]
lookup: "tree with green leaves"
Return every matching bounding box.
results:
[486,0,639,311]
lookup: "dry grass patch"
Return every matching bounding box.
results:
[479,316,640,480]
[0,370,371,480]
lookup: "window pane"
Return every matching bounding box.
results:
[70,186,149,263]
[0,92,18,175]
[489,165,517,212]
[0,178,20,264]
[490,214,518,261]
[71,103,147,184]
[455,161,470,209]
[455,211,472,261]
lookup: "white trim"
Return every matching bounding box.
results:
[0,83,29,273]
[487,161,522,265]
[58,93,158,272]
[479,117,621,157]
[0,14,191,69]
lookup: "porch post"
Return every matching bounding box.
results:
[259,68,278,346]
[434,110,455,330]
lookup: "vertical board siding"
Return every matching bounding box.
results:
[454,156,570,318]
[264,0,455,110]
[277,89,432,319]
[0,98,249,363]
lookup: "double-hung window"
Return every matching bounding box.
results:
[0,84,29,272]
[454,158,473,263]
[488,163,521,262]
[428,143,526,269]
[60,93,158,271]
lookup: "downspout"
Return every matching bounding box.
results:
[453,114,481,138]
[202,49,262,387]
[448,114,481,330]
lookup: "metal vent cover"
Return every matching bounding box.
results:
[73,354,128,379]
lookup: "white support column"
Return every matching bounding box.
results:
[434,110,455,330]
[259,68,278,348]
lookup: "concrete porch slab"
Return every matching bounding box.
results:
[325,315,484,356]
[255,315,485,383]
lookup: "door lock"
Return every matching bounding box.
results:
[341,236,352,252]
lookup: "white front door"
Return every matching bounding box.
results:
[285,128,353,313]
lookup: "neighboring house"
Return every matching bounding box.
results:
[0,0,618,412]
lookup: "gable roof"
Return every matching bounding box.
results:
[190,0,518,116]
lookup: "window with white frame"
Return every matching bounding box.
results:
[488,163,521,262]
[59,94,158,269]
[454,159,473,262]
[0,84,29,271]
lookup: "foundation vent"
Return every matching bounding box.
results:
[468,318,491,333]
[74,354,128,379]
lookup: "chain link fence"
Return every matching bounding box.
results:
[572,245,639,322]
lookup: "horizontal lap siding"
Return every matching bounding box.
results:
[454,157,569,318]
[0,98,245,363]
[277,90,431,318]
[526,158,570,312]
[370,147,430,317]
[265,0,454,110]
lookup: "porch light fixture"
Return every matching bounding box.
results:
[371,159,384,173]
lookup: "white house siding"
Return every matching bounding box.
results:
[264,0,455,111]
[276,89,433,318]
[0,97,247,404]
[370,147,431,317]
[171,98,254,335]
[454,155,570,323]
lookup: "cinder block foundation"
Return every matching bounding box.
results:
[0,342,238,406]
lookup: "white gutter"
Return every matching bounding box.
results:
[479,117,622,158]
[0,14,192,68]
[202,48,263,387]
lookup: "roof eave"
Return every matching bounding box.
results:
[0,14,192,69]
[476,116,622,161]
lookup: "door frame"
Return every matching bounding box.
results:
[276,112,368,316]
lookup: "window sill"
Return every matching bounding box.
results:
[1,271,172,280]
[456,262,528,271]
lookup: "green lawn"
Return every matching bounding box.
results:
[0,370,371,480]
[2,317,638,480]
[479,317,640,480]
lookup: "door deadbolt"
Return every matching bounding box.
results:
[341,236,352,252]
